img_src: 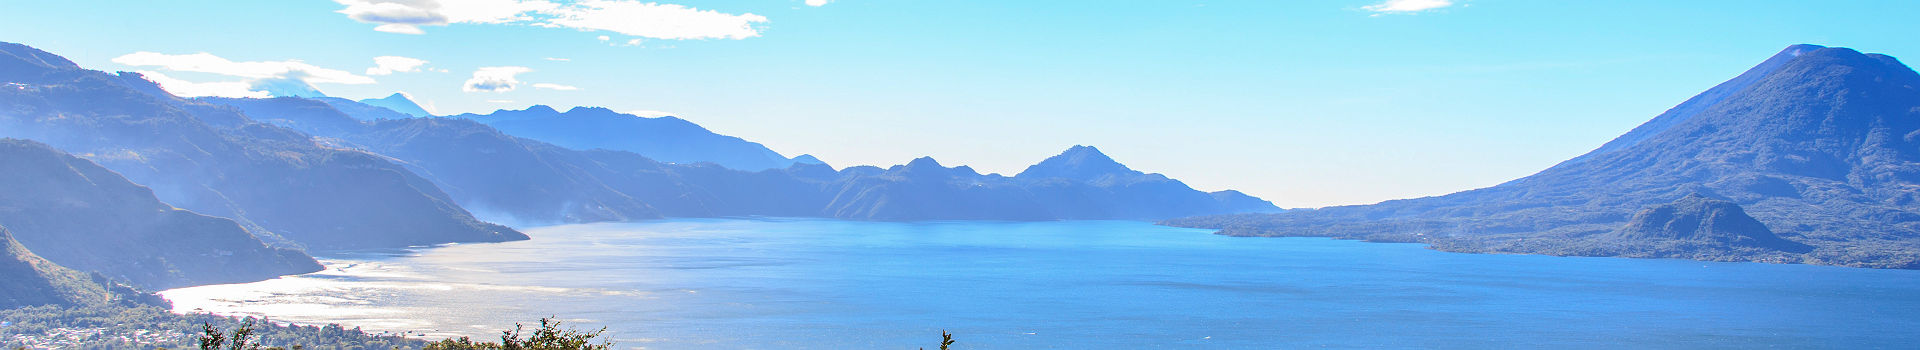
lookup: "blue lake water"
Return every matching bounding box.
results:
[163,218,1920,349]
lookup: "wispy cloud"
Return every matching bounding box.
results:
[366,56,430,75]
[464,66,532,92]
[112,52,375,84]
[543,57,571,62]
[531,83,579,91]
[333,0,767,42]
[132,71,268,98]
[335,0,558,35]
[1362,0,1454,14]
[805,0,831,7]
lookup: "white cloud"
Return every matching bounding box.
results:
[335,0,560,34]
[544,57,570,61]
[332,0,767,41]
[133,71,269,98]
[112,52,376,85]
[366,56,430,75]
[464,66,531,92]
[531,83,579,91]
[1363,0,1454,14]
[541,1,767,40]
[805,0,831,7]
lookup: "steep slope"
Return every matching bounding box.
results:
[0,225,108,308]
[456,106,799,171]
[0,139,320,289]
[1166,45,1920,268]
[0,41,525,250]
[358,92,433,117]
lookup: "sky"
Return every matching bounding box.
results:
[2,0,1916,208]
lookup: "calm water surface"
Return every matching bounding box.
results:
[162,218,1920,349]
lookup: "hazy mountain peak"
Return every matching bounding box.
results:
[792,154,826,165]
[526,104,559,114]
[565,106,619,116]
[1017,145,1141,180]
[359,92,433,117]
[250,77,327,98]
[905,156,943,169]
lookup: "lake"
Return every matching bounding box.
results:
[162,218,1920,349]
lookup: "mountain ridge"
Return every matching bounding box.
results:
[452,106,802,171]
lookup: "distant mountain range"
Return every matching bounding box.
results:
[205,97,1280,223]
[1166,45,1920,269]
[452,105,804,171]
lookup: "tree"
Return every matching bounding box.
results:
[424,317,611,350]
[200,319,260,350]
[921,330,954,350]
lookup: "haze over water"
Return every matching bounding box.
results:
[164,219,1920,349]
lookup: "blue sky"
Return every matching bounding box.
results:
[2,0,1914,208]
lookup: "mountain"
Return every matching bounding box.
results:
[1165,44,1920,268]
[0,224,108,308]
[0,41,525,251]
[0,139,320,289]
[454,106,801,171]
[359,92,433,117]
